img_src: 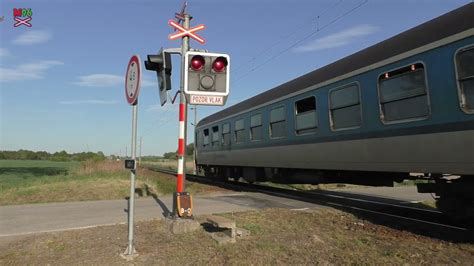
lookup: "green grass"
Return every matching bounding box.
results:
[394,179,430,187]
[0,160,79,191]
[0,160,130,205]
[0,160,78,168]
[0,159,226,205]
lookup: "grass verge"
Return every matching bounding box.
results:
[0,208,473,264]
[0,160,225,205]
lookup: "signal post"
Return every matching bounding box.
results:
[145,4,230,218]
[176,13,190,214]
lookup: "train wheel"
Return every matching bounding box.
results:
[215,167,227,181]
[437,196,474,225]
[203,167,213,179]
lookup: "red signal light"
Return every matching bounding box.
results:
[190,55,205,71]
[212,57,227,72]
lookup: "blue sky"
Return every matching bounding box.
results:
[0,0,470,156]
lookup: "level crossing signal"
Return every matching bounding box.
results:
[184,51,230,104]
[145,48,172,106]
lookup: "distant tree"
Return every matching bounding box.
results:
[51,150,70,162]
[161,142,194,159]
[186,143,194,156]
[0,149,107,162]
[36,151,50,160]
[163,152,177,160]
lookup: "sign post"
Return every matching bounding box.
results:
[173,13,191,217]
[123,55,141,257]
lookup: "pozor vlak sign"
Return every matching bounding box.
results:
[184,51,230,106]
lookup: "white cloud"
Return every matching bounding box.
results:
[75,74,155,88]
[146,103,177,125]
[0,60,63,82]
[0,48,10,57]
[146,103,177,113]
[293,25,379,53]
[141,79,156,88]
[13,30,52,45]
[75,74,123,87]
[59,100,118,105]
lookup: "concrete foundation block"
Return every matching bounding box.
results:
[236,228,250,238]
[168,218,200,235]
[210,232,236,244]
[204,215,238,244]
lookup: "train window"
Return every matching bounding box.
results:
[250,114,262,141]
[203,129,209,147]
[212,126,219,146]
[234,119,245,143]
[329,84,361,130]
[270,106,286,138]
[378,63,429,122]
[456,46,474,113]
[222,123,230,145]
[294,96,317,134]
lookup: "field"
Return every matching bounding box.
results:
[1,208,473,265]
[0,160,224,206]
[143,160,195,172]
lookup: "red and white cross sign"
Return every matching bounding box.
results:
[168,19,206,44]
[14,17,32,27]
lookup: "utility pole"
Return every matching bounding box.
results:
[139,136,142,164]
[125,146,128,159]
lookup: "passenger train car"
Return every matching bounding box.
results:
[195,4,473,217]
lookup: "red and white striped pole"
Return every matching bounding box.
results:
[173,13,190,217]
[177,102,186,193]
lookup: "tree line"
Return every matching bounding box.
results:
[1,143,196,162]
[162,143,194,160]
[0,149,106,162]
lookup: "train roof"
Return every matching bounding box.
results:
[197,3,473,128]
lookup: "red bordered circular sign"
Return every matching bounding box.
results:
[125,55,141,105]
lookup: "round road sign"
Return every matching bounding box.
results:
[125,55,141,105]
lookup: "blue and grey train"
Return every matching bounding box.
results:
[195,4,473,217]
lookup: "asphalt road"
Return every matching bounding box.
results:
[0,192,320,237]
[0,186,435,238]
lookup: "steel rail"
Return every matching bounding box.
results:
[147,166,473,238]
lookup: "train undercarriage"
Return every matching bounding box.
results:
[417,175,474,222]
[199,165,474,222]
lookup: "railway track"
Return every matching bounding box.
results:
[148,166,474,242]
